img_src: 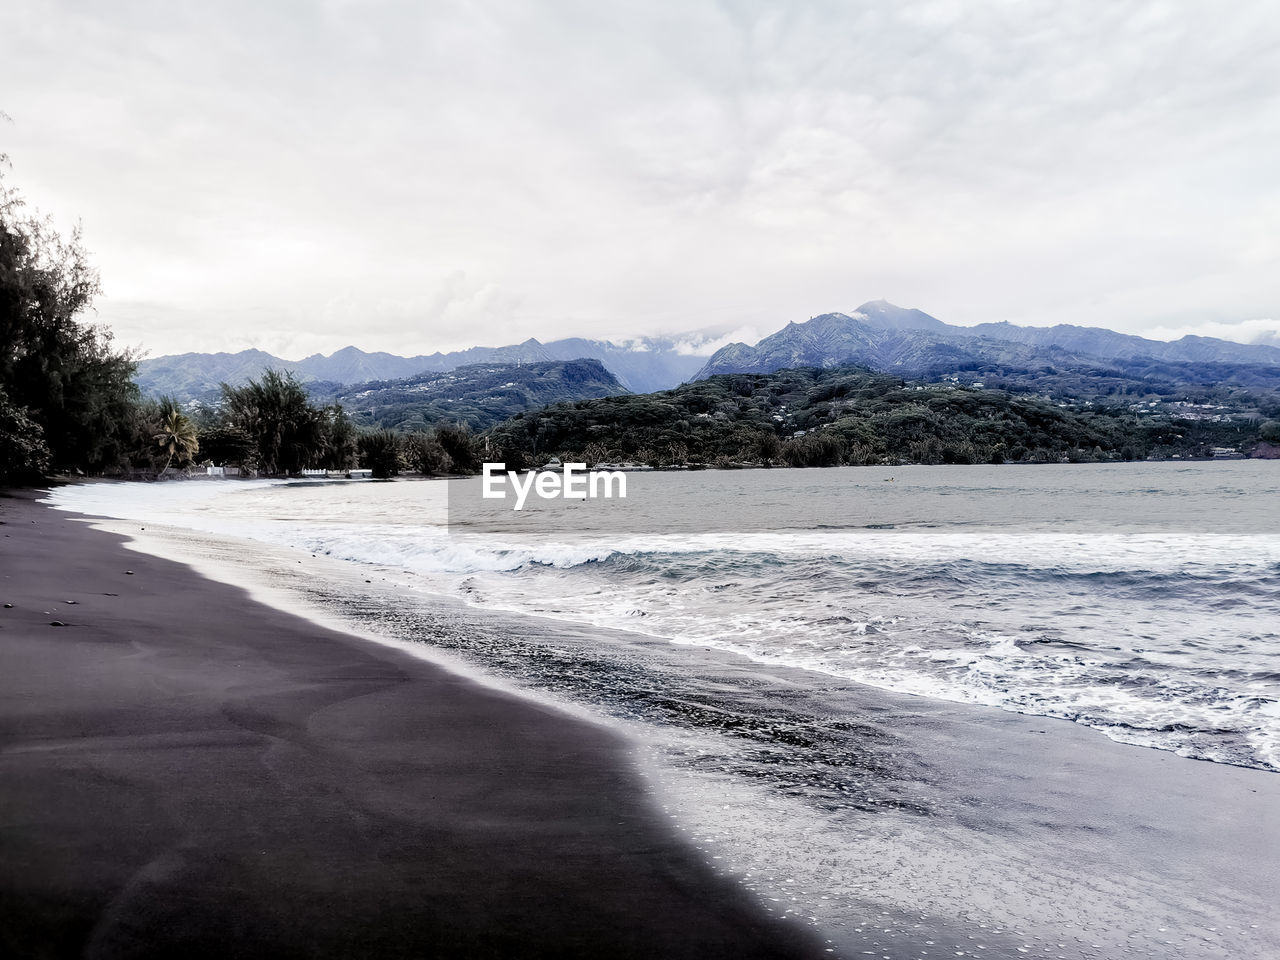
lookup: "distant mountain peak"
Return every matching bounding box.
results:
[694,302,1280,382]
[135,333,708,401]
[134,303,1280,406]
[852,300,948,333]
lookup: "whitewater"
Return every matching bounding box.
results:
[47,460,1280,773]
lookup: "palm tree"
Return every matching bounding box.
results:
[153,410,199,475]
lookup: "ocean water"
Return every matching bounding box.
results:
[46,463,1280,957]
[49,461,1280,773]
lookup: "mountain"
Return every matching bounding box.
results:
[132,349,298,401]
[694,301,1280,384]
[693,310,1074,379]
[135,336,706,401]
[314,358,628,433]
[853,299,1280,364]
[136,302,1280,405]
[962,322,1280,365]
[292,345,432,384]
[853,299,951,333]
[533,338,707,393]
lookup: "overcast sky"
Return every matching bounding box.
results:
[3,0,1278,359]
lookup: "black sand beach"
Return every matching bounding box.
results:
[10,484,1280,960]
[0,491,820,959]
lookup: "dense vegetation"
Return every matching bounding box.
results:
[906,358,1280,412]
[1,160,148,482]
[210,371,359,475]
[314,359,627,433]
[485,366,1274,469]
[0,161,498,483]
[186,371,486,479]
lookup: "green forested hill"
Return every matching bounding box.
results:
[315,359,628,433]
[485,366,1275,469]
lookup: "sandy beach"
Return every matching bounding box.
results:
[0,490,820,959]
[7,2,1280,955]
[8,481,1280,960]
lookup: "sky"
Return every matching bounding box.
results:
[2,0,1278,360]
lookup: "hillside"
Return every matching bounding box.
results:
[136,301,1280,408]
[694,302,1280,388]
[486,365,1276,469]
[963,321,1280,365]
[315,359,628,433]
[135,335,706,401]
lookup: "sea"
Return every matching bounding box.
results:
[45,461,1280,959]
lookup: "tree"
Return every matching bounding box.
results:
[152,409,199,474]
[0,384,51,482]
[403,432,452,475]
[219,370,324,475]
[358,430,401,479]
[196,423,256,469]
[1,156,141,476]
[434,422,480,473]
[318,403,358,470]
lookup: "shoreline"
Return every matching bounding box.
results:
[0,491,821,959]
[43,482,1280,960]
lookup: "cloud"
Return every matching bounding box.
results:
[1143,317,1280,347]
[670,326,765,356]
[1,0,1276,356]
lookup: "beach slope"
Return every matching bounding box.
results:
[0,491,817,959]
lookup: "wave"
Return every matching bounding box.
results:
[43,480,1280,772]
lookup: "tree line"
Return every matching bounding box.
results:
[0,162,482,484]
[484,366,1278,469]
[194,370,482,479]
[2,157,141,482]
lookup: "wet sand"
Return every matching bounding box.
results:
[169,503,1280,960]
[14,483,1280,960]
[0,491,820,959]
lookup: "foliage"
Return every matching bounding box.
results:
[1,159,142,477]
[317,403,358,470]
[357,429,402,479]
[403,432,453,475]
[219,370,331,475]
[0,384,51,482]
[195,423,255,469]
[781,432,843,467]
[152,408,199,474]
[484,365,1272,469]
[317,360,628,433]
[200,371,471,477]
[433,422,480,473]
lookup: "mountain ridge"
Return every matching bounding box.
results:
[694,302,1280,381]
[135,335,709,400]
[314,358,629,433]
[136,302,1280,404]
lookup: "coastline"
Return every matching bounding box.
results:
[0,491,820,959]
[17,481,1280,959]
